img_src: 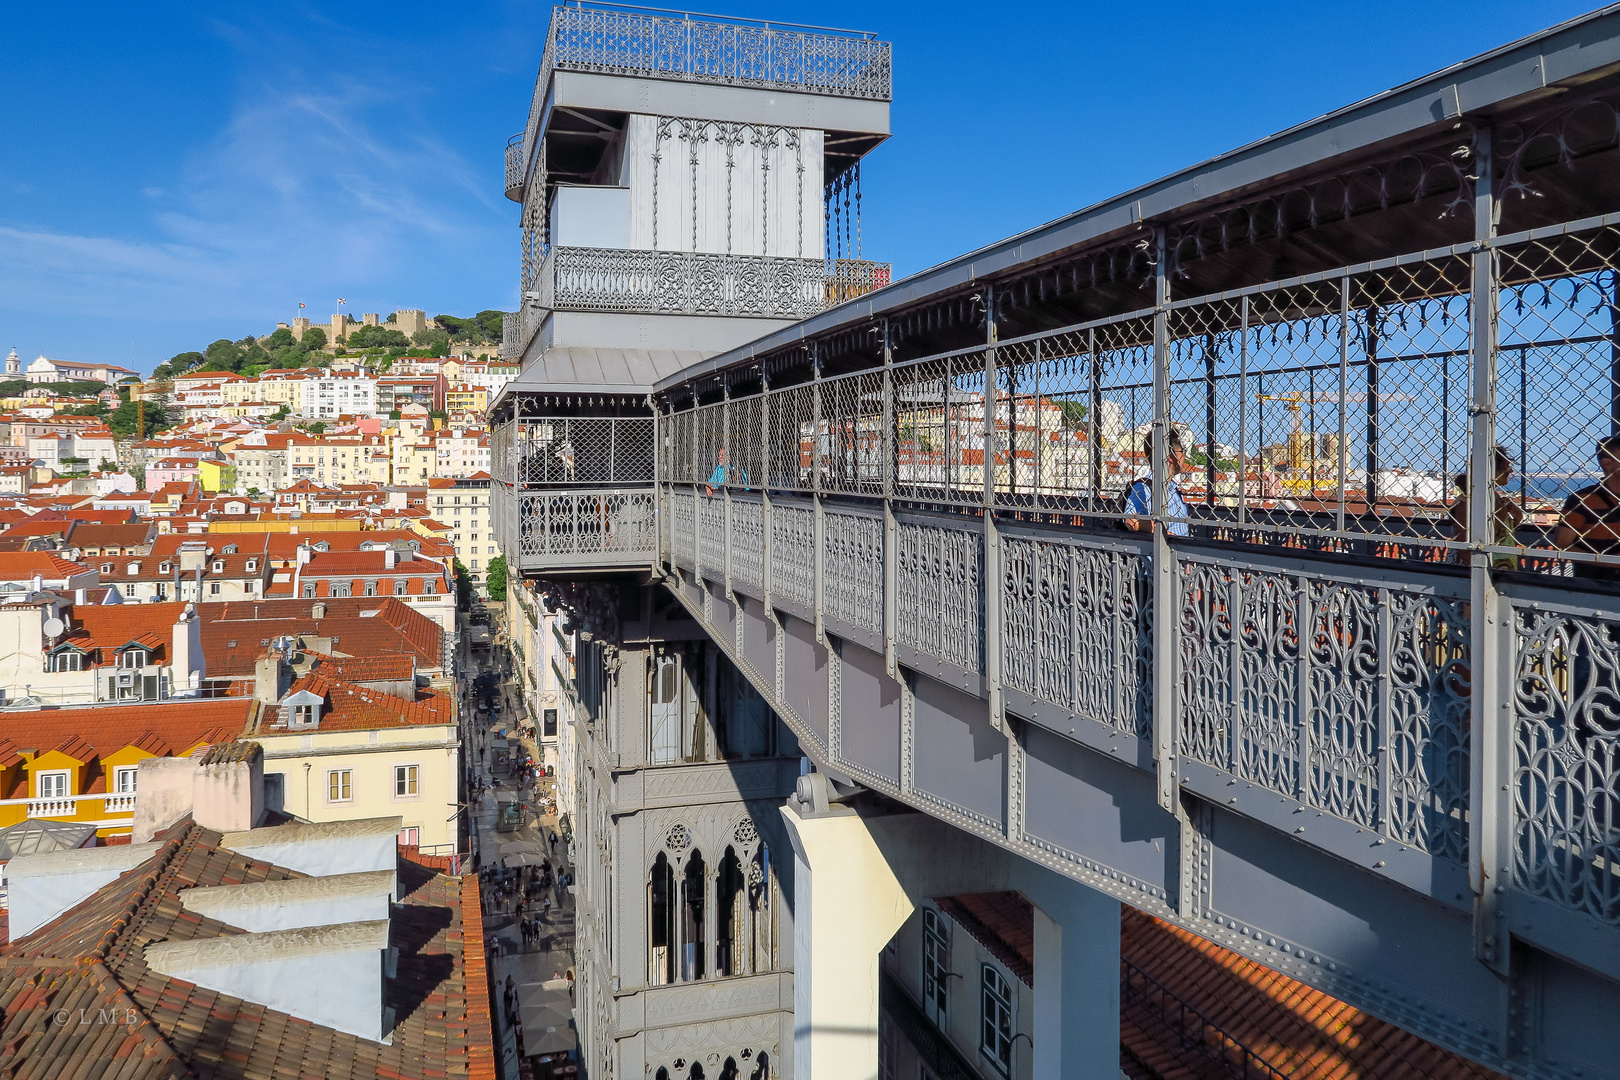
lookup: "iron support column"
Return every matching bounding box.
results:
[1467,127,1512,983]
[1151,228,1178,815]
[761,366,773,608]
[983,288,1003,730]
[812,346,827,644]
[652,396,664,574]
[723,378,733,597]
[882,323,898,677]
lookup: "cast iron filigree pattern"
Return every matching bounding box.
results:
[730,498,765,589]
[1180,560,1470,860]
[546,5,892,101]
[1003,537,1151,737]
[1512,603,1620,925]
[823,510,884,634]
[1386,590,1470,860]
[697,494,727,581]
[769,503,814,608]
[895,521,982,674]
[548,247,826,318]
[514,491,658,563]
[670,488,696,570]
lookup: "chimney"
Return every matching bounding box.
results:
[192,742,264,833]
[384,547,396,570]
[296,542,312,566]
[171,602,205,692]
[73,588,86,605]
[254,651,288,705]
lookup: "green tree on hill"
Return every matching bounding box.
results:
[348,325,409,349]
[411,328,451,356]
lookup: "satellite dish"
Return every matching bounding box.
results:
[42,617,64,638]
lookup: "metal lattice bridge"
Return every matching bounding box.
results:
[493,11,1620,1078]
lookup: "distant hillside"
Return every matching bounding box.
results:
[147,310,505,381]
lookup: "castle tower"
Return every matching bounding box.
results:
[5,348,18,376]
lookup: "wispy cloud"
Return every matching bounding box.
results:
[0,52,512,354]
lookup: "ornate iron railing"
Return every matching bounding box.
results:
[500,308,524,360]
[542,246,827,319]
[493,486,658,571]
[505,133,525,202]
[826,258,892,307]
[519,5,890,208]
[548,4,890,100]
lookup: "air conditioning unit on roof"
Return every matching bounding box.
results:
[116,671,135,688]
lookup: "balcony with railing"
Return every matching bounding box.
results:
[535,247,894,319]
[519,5,892,197]
[491,415,659,573]
[544,3,890,101]
[505,132,525,203]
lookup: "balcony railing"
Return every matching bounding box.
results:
[495,487,659,572]
[492,415,659,572]
[17,792,138,819]
[505,133,525,202]
[826,258,892,307]
[548,4,890,100]
[540,247,827,319]
[520,5,891,201]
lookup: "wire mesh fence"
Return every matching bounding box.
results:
[487,214,1620,580]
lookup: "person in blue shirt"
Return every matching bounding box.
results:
[704,447,750,497]
[1123,429,1191,536]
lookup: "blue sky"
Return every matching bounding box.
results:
[0,1,1598,375]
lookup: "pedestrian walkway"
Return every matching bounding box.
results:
[464,652,580,1079]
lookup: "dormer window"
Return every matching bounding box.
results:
[159,562,172,574]
[101,563,112,574]
[48,649,85,673]
[222,544,238,554]
[246,558,257,571]
[212,560,224,572]
[128,562,140,575]
[293,704,317,726]
[119,647,148,669]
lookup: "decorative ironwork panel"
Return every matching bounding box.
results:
[697,494,727,581]
[1179,561,1238,770]
[1180,558,1469,860]
[1386,589,1470,860]
[513,490,658,564]
[1003,536,1151,737]
[730,498,765,589]
[823,510,883,633]
[770,502,814,607]
[549,247,825,319]
[895,520,982,674]
[670,488,696,571]
[1305,579,1382,830]
[545,5,892,101]
[1512,601,1620,925]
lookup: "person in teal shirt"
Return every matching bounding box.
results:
[704,447,750,497]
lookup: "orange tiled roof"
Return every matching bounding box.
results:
[0,699,248,798]
[1,822,493,1074]
[0,552,90,578]
[1119,908,1503,1080]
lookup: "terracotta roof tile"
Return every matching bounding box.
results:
[1119,909,1503,1080]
